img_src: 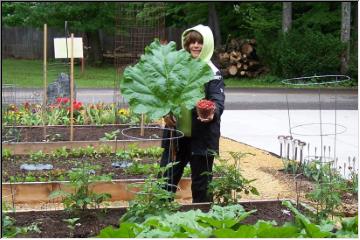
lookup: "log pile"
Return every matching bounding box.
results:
[215,38,268,78]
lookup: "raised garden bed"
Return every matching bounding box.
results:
[2,124,163,154]
[2,178,192,204]
[2,124,135,142]
[2,144,192,203]
[7,200,295,238]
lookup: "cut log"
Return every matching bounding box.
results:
[241,43,253,55]
[229,51,241,63]
[242,64,248,70]
[228,65,238,76]
[236,62,242,69]
[239,71,246,76]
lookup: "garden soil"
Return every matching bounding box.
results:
[12,137,357,216]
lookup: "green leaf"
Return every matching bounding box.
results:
[97,223,137,238]
[121,39,213,120]
[213,228,241,238]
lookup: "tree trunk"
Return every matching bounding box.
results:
[282,2,292,33]
[208,3,222,47]
[86,30,103,66]
[340,2,351,74]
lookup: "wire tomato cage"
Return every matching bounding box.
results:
[277,75,357,179]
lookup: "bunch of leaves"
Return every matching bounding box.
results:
[100,202,349,238]
[208,152,259,204]
[282,159,300,174]
[120,39,213,120]
[124,162,158,176]
[99,129,120,141]
[283,200,358,238]
[98,204,253,238]
[52,146,70,159]
[2,202,41,237]
[49,163,112,212]
[120,163,180,223]
[97,144,113,157]
[63,217,80,238]
[2,148,12,160]
[29,150,47,162]
[302,160,332,182]
[305,176,347,222]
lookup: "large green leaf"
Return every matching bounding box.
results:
[120,39,213,120]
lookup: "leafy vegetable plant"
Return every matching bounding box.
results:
[120,39,214,120]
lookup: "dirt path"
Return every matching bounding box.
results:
[219,137,302,201]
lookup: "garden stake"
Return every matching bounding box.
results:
[277,135,285,158]
[352,157,356,172]
[293,139,299,160]
[70,33,74,141]
[298,141,306,167]
[43,23,48,141]
[285,135,293,160]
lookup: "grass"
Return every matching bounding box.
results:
[2,59,117,88]
[2,58,357,89]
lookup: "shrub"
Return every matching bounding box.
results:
[256,28,346,78]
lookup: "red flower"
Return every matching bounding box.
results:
[56,97,70,104]
[24,102,30,111]
[73,101,83,110]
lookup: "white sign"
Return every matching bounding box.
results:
[54,37,83,59]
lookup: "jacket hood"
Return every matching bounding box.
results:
[181,24,214,63]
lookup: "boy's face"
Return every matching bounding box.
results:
[189,41,203,58]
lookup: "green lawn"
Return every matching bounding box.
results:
[2,59,357,89]
[2,59,117,88]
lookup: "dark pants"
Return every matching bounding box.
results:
[160,137,214,203]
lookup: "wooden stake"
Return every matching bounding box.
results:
[140,114,144,136]
[81,57,84,73]
[70,33,74,141]
[43,24,47,140]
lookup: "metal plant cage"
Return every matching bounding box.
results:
[278,75,357,179]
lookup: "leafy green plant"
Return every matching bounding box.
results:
[99,129,120,141]
[281,159,299,174]
[306,177,347,222]
[63,217,80,237]
[98,144,113,156]
[120,39,213,120]
[2,202,41,237]
[29,150,46,162]
[208,152,259,204]
[2,148,12,160]
[121,163,180,223]
[52,146,69,159]
[124,162,158,176]
[49,164,112,212]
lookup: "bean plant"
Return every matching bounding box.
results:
[49,163,112,213]
[120,163,180,223]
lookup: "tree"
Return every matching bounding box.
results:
[282,2,292,33]
[208,3,221,47]
[340,2,351,74]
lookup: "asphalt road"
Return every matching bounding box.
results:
[3,88,358,110]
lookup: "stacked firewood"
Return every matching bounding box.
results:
[216,38,268,78]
